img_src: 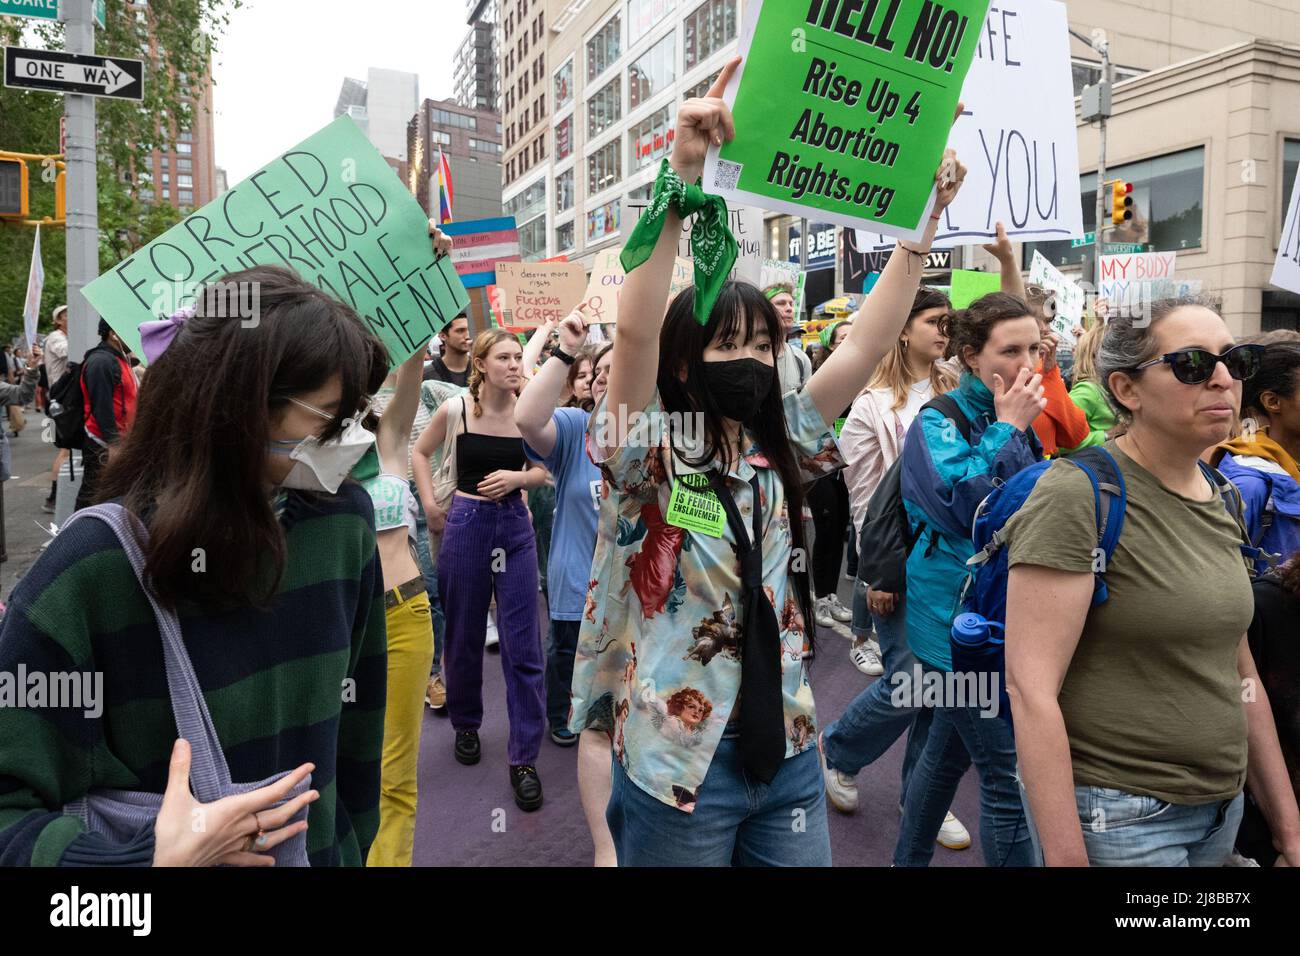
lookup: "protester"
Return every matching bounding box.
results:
[0,345,42,518]
[4,344,26,438]
[424,313,471,386]
[891,291,1046,867]
[821,287,972,847]
[808,318,854,629]
[1237,552,1300,865]
[765,282,811,392]
[1059,318,1119,453]
[515,313,616,864]
[74,319,139,512]
[413,328,550,811]
[1006,301,1300,866]
[0,265,390,865]
[42,305,70,514]
[566,60,968,865]
[1211,334,1300,571]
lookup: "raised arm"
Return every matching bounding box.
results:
[982,221,1026,301]
[806,130,967,425]
[375,344,429,475]
[516,310,589,459]
[602,58,740,457]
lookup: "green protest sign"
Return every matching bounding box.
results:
[83,116,468,368]
[704,0,989,242]
[949,268,1000,309]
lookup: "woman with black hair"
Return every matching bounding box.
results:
[566,59,968,866]
[0,265,390,866]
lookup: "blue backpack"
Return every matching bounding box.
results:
[952,444,1264,723]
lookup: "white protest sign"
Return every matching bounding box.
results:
[760,258,806,317]
[1271,174,1300,294]
[1099,251,1178,311]
[851,0,1083,252]
[627,200,763,286]
[22,224,44,352]
[578,248,695,325]
[1028,250,1084,341]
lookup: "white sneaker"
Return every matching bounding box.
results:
[818,733,859,813]
[814,596,835,628]
[485,612,499,648]
[850,641,884,676]
[827,593,853,623]
[937,811,972,850]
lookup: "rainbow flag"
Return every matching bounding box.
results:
[434,149,454,224]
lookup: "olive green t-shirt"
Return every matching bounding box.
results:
[1004,442,1252,804]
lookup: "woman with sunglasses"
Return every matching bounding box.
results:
[1005,300,1300,866]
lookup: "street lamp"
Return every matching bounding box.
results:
[1070,26,1111,291]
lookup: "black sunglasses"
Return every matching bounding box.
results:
[1130,344,1265,385]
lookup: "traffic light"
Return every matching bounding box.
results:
[55,170,66,222]
[1112,180,1134,225]
[0,155,29,220]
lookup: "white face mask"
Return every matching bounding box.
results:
[269,397,375,494]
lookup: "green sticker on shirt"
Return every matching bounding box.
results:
[834,417,847,438]
[666,473,726,537]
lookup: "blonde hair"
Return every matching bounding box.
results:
[468,328,521,416]
[866,291,958,410]
[1071,319,1107,386]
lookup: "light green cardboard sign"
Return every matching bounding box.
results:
[949,269,1001,309]
[705,0,990,241]
[83,116,469,368]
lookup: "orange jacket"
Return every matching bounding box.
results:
[1030,364,1090,458]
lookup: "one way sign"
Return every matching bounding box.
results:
[4,46,143,101]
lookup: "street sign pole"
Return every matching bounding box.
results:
[63,0,97,363]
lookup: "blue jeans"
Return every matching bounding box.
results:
[894,660,1033,867]
[606,737,832,866]
[411,480,444,677]
[1022,784,1244,867]
[822,599,932,798]
[546,618,580,732]
[850,575,874,640]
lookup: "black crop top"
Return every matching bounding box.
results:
[456,408,526,494]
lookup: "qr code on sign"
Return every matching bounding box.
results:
[714,159,742,192]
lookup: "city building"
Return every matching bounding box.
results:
[333,68,420,163]
[502,0,741,264]
[456,0,502,113]
[128,1,218,214]
[408,98,503,223]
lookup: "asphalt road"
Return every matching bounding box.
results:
[0,406,63,604]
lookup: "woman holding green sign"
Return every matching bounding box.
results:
[566,58,968,866]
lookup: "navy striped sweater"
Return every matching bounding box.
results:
[0,482,387,866]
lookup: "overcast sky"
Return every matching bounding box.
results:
[212,0,462,183]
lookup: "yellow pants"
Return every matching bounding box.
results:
[367,590,434,867]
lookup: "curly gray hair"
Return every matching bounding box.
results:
[1096,296,1223,423]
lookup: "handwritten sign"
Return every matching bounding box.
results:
[82,116,469,367]
[626,200,763,286]
[493,260,589,329]
[1099,251,1179,312]
[578,248,695,324]
[1028,250,1083,341]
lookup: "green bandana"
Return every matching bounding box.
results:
[619,158,737,325]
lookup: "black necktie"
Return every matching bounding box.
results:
[706,471,786,784]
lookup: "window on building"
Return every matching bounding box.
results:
[178,174,193,187]
[554,57,574,110]
[1024,147,1206,268]
[1283,139,1300,229]
[433,109,478,131]
[682,67,722,100]
[179,190,193,205]
[556,220,575,252]
[588,77,621,139]
[588,140,621,195]
[587,13,621,81]
[431,129,452,147]
[177,158,192,173]
[683,0,735,72]
[556,169,574,213]
[628,182,654,201]
[628,105,673,172]
[628,32,675,110]
[556,114,573,161]
[177,142,192,155]
[505,178,548,224]
[629,0,675,45]
[519,215,547,261]
[587,198,621,243]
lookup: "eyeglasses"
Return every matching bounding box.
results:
[1129,344,1265,385]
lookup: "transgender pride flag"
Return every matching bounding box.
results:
[434,149,454,224]
[440,217,521,289]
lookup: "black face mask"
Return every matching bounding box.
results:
[700,358,774,423]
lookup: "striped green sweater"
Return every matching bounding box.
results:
[0,482,387,866]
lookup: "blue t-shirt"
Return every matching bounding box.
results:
[524,407,602,621]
